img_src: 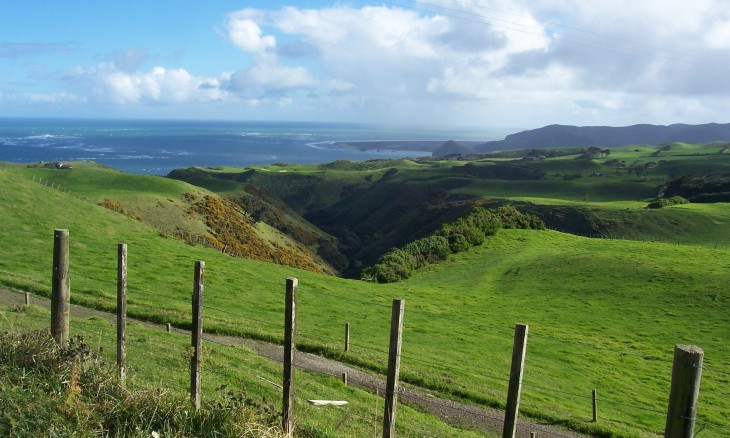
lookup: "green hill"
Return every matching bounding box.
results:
[7,164,335,274]
[405,229,729,432]
[170,142,730,277]
[1,155,729,436]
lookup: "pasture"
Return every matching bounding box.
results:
[1,165,728,436]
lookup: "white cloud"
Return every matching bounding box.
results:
[274,6,447,59]
[427,63,577,101]
[233,54,312,89]
[225,9,276,53]
[17,1,729,126]
[215,2,730,125]
[221,49,315,104]
[68,62,228,105]
[704,19,730,50]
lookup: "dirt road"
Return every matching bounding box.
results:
[0,288,588,438]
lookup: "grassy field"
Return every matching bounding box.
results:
[1,164,729,437]
[405,230,730,434]
[0,304,483,437]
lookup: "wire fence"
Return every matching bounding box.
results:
[2,225,729,437]
[5,288,729,437]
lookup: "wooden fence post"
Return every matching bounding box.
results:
[503,323,529,438]
[665,344,703,437]
[592,389,598,422]
[190,261,205,410]
[345,322,350,352]
[24,292,30,305]
[282,277,298,436]
[117,243,127,383]
[383,299,405,438]
[51,229,70,348]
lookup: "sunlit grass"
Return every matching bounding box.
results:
[0,303,486,437]
[2,160,729,437]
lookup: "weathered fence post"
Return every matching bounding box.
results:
[165,323,171,333]
[592,389,598,422]
[345,322,350,352]
[190,261,205,410]
[503,323,529,438]
[282,277,298,437]
[117,243,127,383]
[665,344,703,437]
[383,299,405,438]
[342,372,348,386]
[24,292,30,305]
[51,229,70,348]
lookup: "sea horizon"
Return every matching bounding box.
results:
[0,118,515,175]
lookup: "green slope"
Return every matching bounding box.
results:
[9,165,334,273]
[402,230,730,435]
[169,143,730,279]
[1,166,729,436]
[1,306,485,438]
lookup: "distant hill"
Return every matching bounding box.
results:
[474,123,730,152]
[432,140,472,157]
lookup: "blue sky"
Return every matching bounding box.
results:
[2,1,729,129]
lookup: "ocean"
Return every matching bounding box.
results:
[0,118,503,175]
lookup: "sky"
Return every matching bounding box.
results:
[1,0,729,130]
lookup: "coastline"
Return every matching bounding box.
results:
[309,139,485,153]
[0,119,495,174]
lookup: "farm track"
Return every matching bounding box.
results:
[0,288,589,438]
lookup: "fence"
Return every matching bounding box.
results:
[6,229,729,437]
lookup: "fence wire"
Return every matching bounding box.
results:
[4,237,727,438]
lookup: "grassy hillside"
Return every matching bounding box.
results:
[170,142,730,276]
[0,323,283,437]
[9,165,335,274]
[405,230,729,434]
[1,306,481,438]
[0,168,483,437]
[1,165,729,436]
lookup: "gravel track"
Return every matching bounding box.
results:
[0,288,589,437]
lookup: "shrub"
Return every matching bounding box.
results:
[194,195,325,273]
[443,229,471,253]
[362,206,544,283]
[647,196,690,209]
[97,198,125,213]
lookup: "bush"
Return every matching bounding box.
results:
[647,196,690,209]
[362,206,544,283]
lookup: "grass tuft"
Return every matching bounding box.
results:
[0,328,284,438]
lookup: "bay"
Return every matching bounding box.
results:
[0,118,503,175]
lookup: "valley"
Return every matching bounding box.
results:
[1,141,729,437]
